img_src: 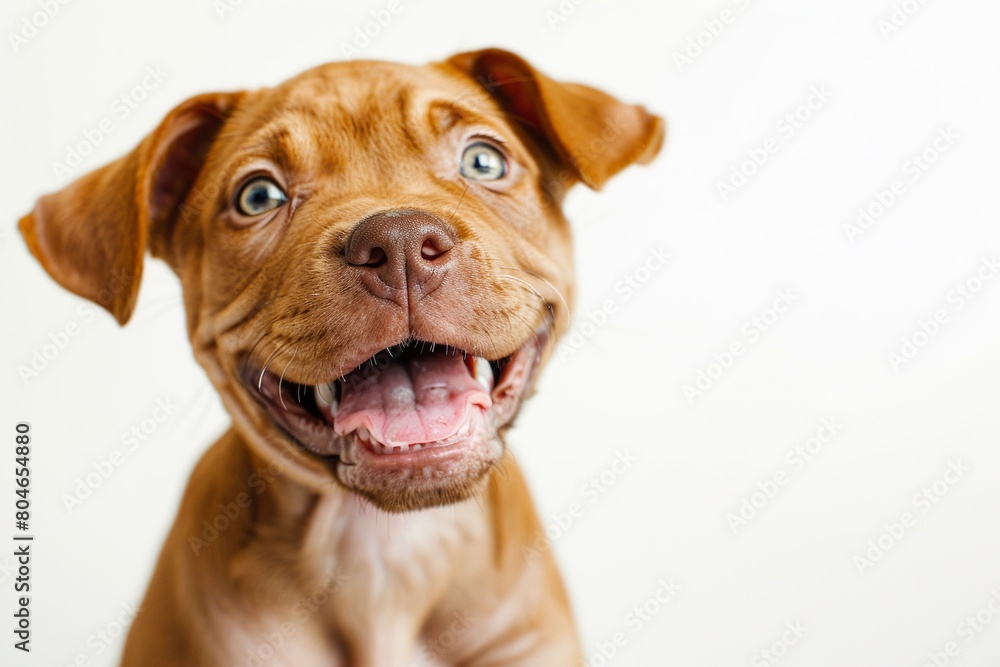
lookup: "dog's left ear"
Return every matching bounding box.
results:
[445,48,664,190]
[18,91,244,325]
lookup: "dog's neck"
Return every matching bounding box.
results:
[236,446,494,664]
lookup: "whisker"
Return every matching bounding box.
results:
[447,182,471,225]
[498,265,571,331]
[498,274,548,309]
[277,344,301,411]
[242,333,270,384]
[257,340,291,392]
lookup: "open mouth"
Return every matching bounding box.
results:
[241,328,549,468]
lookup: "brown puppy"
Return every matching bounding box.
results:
[20,49,662,666]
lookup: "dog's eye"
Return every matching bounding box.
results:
[235,177,288,216]
[460,142,507,181]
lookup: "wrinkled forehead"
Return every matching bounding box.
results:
[212,61,510,174]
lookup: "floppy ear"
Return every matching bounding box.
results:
[445,48,664,190]
[18,91,244,325]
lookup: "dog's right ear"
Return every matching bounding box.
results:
[18,91,244,325]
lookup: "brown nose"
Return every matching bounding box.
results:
[344,209,456,297]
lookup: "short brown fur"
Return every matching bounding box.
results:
[20,49,663,666]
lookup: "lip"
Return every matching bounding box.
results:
[354,427,477,470]
[239,323,551,469]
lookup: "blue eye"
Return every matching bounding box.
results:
[236,177,288,216]
[460,142,507,181]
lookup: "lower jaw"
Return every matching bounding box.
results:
[353,417,482,466]
[238,328,548,509]
[342,405,498,469]
[334,414,505,512]
[237,394,516,511]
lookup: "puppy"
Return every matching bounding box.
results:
[20,48,662,666]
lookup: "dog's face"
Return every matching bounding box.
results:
[19,49,662,511]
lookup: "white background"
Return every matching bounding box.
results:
[2,0,1000,665]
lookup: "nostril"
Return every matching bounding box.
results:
[420,239,450,261]
[419,226,456,263]
[363,247,387,268]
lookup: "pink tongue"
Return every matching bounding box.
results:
[334,352,491,446]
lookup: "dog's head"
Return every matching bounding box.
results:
[19,49,663,511]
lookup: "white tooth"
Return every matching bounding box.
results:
[474,357,494,391]
[314,383,338,415]
[357,427,370,444]
[412,444,423,452]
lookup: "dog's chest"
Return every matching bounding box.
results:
[305,498,494,665]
